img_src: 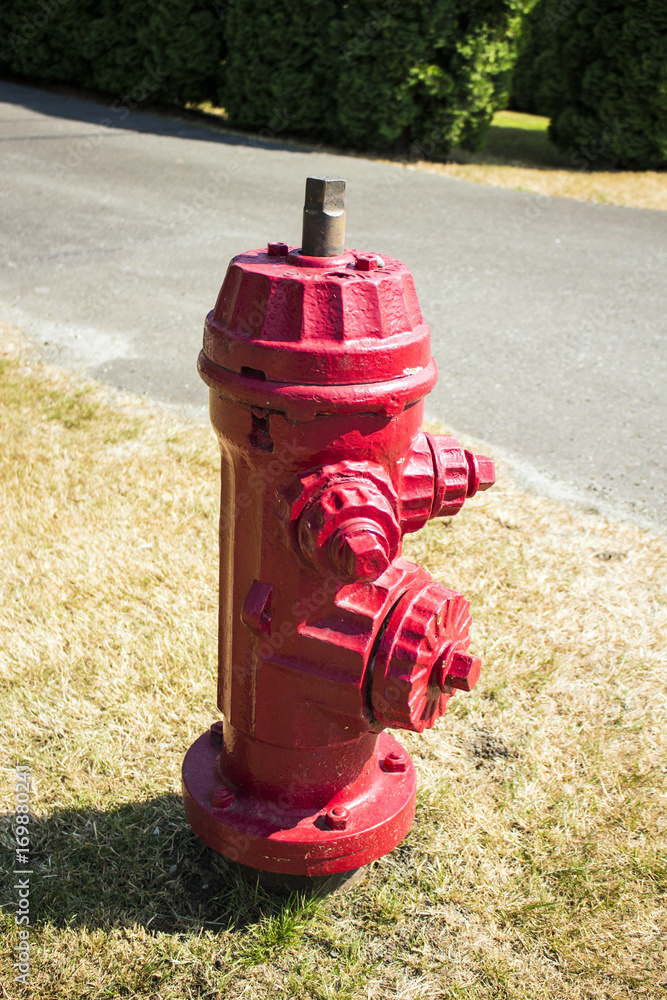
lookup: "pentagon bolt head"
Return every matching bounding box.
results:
[332,527,390,581]
[384,751,407,773]
[444,651,481,692]
[476,456,496,491]
[209,785,235,809]
[209,721,223,745]
[465,450,496,498]
[267,241,288,257]
[325,805,349,831]
[354,253,378,271]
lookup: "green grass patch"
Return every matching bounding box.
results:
[492,111,550,133]
[481,110,570,169]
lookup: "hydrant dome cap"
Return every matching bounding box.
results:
[203,248,431,386]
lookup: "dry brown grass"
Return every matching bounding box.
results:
[407,110,667,210]
[409,160,667,211]
[1,322,665,999]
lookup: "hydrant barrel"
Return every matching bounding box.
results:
[182,178,495,878]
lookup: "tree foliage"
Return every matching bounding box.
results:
[0,0,225,107]
[223,0,529,155]
[511,0,667,169]
[0,0,540,158]
[221,2,341,139]
[334,0,526,155]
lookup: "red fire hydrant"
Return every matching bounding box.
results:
[182,177,495,881]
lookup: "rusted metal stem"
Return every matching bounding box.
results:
[301,176,346,257]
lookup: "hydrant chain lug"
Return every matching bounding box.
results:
[182,176,496,883]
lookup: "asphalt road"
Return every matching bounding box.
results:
[1,81,665,529]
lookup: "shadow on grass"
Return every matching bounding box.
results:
[480,124,573,170]
[0,794,323,935]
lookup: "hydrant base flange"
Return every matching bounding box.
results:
[234,863,367,897]
[182,730,416,877]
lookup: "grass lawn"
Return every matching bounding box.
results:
[488,111,571,164]
[0,323,666,999]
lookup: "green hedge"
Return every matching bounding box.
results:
[3,0,664,167]
[0,0,225,107]
[0,0,96,86]
[223,0,530,155]
[511,0,667,169]
[334,0,527,155]
[0,0,532,158]
[221,2,341,140]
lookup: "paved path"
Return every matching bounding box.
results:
[1,81,665,529]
